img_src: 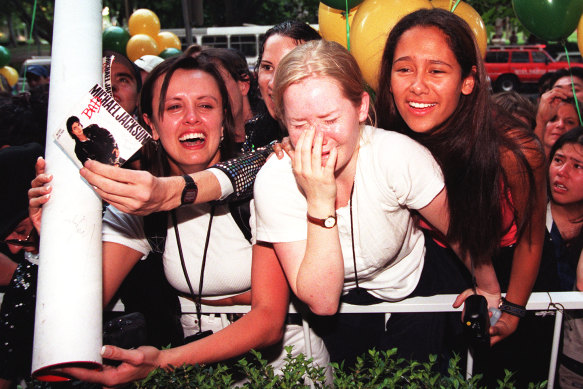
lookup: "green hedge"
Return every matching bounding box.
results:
[131,347,546,389]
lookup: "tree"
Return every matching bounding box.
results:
[2,0,54,45]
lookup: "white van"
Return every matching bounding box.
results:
[163,24,318,68]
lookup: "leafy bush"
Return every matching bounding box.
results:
[130,347,547,389]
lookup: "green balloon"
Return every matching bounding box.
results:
[0,46,11,68]
[512,0,583,41]
[320,0,363,10]
[103,26,131,54]
[159,48,182,59]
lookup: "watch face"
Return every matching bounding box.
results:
[324,216,336,228]
[182,188,197,204]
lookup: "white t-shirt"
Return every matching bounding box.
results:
[254,125,445,301]
[102,202,253,300]
[102,201,331,376]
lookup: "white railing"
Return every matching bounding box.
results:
[3,291,582,388]
[170,292,583,389]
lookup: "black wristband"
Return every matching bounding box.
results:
[498,297,526,318]
[181,174,198,205]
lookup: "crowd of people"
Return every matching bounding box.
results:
[1,8,583,388]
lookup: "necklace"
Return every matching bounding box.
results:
[171,206,215,339]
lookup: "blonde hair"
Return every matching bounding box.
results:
[273,40,370,123]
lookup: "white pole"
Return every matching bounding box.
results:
[32,0,104,379]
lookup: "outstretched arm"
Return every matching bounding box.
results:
[490,135,546,344]
[79,144,279,215]
[80,161,221,215]
[61,242,290,387]
[419,189,502,310]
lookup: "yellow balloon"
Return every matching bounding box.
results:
[431,0,487,59]
[318,3,360,49]
[156,31,182,52]
[578,14,583,59]
[128,8,161,37]
[126,34,159,62]
[351,0,432,91]
[0,66,18,87]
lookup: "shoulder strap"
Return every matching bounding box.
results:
[228,199,252,244]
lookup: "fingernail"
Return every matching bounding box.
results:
[101,346,110,357]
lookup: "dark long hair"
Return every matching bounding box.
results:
[375,8,540,261]
[254,20,320,74]
[138,55,237,177]
[198,47,261,114]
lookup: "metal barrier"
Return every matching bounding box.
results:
[2,291,582,387]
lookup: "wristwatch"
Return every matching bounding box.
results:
[307,213,337,228]
[181,174,198,205]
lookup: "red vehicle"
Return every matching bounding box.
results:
[485,45,583,92]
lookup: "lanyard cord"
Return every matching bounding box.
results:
[349,181,359,289]
[171,206,216,334]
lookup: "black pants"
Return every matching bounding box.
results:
[312,233,472,369]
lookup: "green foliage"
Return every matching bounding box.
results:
[465,0,526,40]
[129,347,546,389]
[132,346,327,389]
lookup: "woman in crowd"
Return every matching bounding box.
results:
[30,55,329,386]
[374,8,547,385]
[545,127,583,291]
[375,7,546,344]
[253,38,499,366]
[535,67,583,151]
[545,128,583,388]
[0,143,43,389]
[59,21,321,215]
[540,98,580,159]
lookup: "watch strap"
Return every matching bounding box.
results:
[307,213,336,228]
[498,297,526,318]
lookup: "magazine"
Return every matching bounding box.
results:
[54,83,151,168]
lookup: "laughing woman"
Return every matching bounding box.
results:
[374,8,547,385]
[30,55,329,386]
[375,8,547,343]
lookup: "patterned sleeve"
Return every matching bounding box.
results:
[211,143,274,202]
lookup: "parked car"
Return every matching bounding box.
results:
[554,51,583,63]
[485,45,583,92]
